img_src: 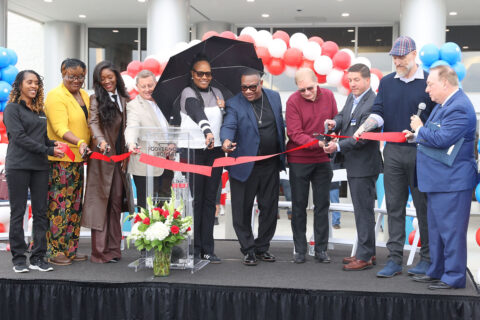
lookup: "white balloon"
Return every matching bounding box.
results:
[268,38,287,58]
[122,74,135,92]
[340,48,355,63]
[412,218,419,230]
[370,74,380,91]
[290,33,309,51]
[0,143,7,163]
[155,51,171,64]
[156,75,161,82]
[302,41,322,61]
[326,69,344,86]
[314,56,333,75]
[284,66,298,78]
[254,30,273,48]
[188,39,201,47]
[336,85,350,96]
[172,41,189,55]
[352,56,372,69]
[240,26,258,37]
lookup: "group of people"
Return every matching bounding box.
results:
[3,35,476,291]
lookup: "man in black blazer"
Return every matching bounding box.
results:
[324,63,383,271]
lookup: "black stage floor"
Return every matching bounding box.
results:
[1,240,479,320]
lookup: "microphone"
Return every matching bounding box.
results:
[416,102,426,117]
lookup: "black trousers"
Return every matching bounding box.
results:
[230,161,279,255]
[383,143,429,265]
[188,147,223,256]
[289,162,332,254]
[6,169,49,265]
[132,175,162,210]
[349,175,378,261]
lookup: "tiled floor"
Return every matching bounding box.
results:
[214,205,480,283]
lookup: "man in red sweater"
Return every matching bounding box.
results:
[286,68,338,264]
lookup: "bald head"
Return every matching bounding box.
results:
[295,68,317,84]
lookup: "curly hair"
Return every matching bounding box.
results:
[92,60,129,125]
[7,70,45,113]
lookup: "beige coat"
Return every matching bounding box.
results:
[81,94,134,231]
[124,95,167,177]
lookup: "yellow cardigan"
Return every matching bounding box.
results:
[44,83,91,162]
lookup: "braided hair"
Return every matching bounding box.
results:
[92,60,129,125]
[8,70,45,113]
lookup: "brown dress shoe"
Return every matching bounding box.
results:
[343,259,373,271]
[48,253,72,266]
[342,255,377,265]
[72,253,88,261]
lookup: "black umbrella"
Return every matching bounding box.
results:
[152,36,264,126]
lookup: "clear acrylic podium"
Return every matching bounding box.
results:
[127,127,209,274]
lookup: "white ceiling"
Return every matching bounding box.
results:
[8,0,480,27]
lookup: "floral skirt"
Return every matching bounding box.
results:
[46,161,84,259]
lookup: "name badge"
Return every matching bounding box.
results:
[350,118,357,126]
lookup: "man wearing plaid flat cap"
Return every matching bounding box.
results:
[354,36,436,278]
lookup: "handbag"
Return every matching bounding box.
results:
[0,169,9,200]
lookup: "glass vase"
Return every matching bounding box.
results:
[153,248,172,277]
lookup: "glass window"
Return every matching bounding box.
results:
[141,28,147,61]
[88,28,139,88]
[358,27,392,52]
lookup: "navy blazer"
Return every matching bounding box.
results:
[220,88,286,182]
[416,89,477,193]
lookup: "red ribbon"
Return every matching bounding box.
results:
[69,132,407,177]
[58,144,75,162]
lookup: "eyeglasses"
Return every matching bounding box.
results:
[298,86,315,93]
[193,70,212,78]
[64,75,85,82]
[240,83,261,92]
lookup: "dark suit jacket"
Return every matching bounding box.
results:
[333,89,382,178]
[416,89,477,193]
[220,88,286,182]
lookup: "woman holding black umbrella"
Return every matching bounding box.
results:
[180,53,225,263]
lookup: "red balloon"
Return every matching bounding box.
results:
[267,58,285,76]
[255,46,272,65]
[273,30,290,47]
[1,132,8,144]
[476,227,480,247]
[142,58,161,75]
[283,48,303,67]
[220,31,237,40]
[0,223,5,233]
[129,89,138,100]
[238,34,255,44]
[371,68,384,80]
[321,41,339,59]
[202,31,219,41]
[341,71,349,89]
[127,60,142,78]
[316,73,327,84]
[309,36,324,47]
[300,59,314,70]
[333,51,352,70]
[408,230,422,247]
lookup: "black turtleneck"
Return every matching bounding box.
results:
[250,93,279,164]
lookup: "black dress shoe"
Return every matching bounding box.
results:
[255,251,276,262]
[412,275,440,283]
[243,253,258,266]
[315,251,331,263]
[428,281,454,290]
[293,253,306,264]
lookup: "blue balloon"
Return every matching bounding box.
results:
[0,101,5,112]
[0,81,12,102]
[452,62,466,81]
[440,42,461,65]
[419,44,440,67]
[5,48,18,66]
[0,48,10,68]
[430,60,450,68]
[476,183,480,203]
[0,65,18,85]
